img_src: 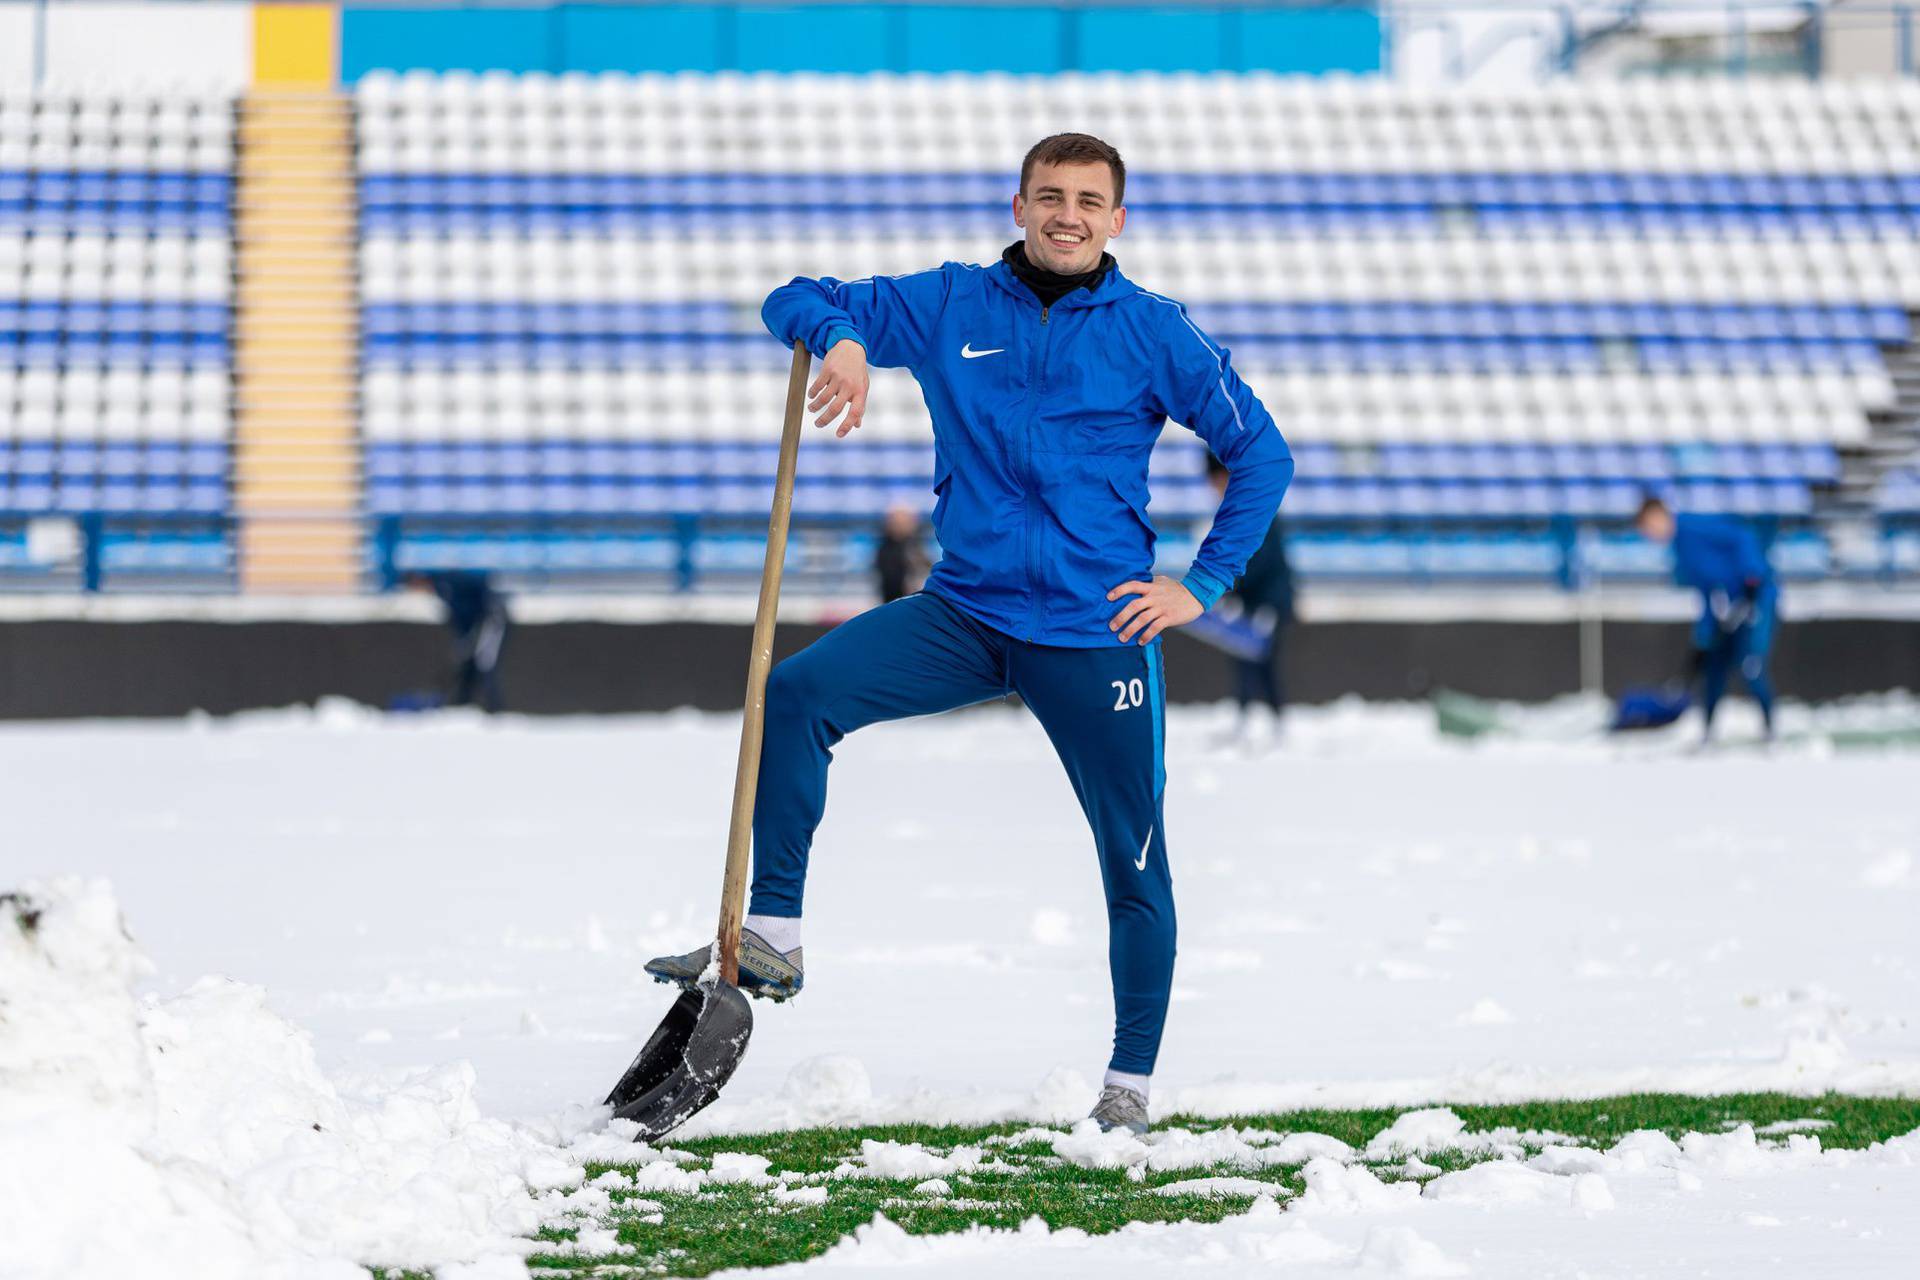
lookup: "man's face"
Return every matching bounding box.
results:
[1013,160,1126,276]
[1636,508,1676,543]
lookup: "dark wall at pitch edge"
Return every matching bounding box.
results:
[0,616,1915,719]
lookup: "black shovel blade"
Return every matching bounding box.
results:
[604,983,753,1141]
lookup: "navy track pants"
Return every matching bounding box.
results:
[1701,592,1778,733]
[748,590,1175,1075]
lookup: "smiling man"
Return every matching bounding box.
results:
[647,134,1294,1134]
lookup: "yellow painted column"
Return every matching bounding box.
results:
[236,5,361,592]
[254,4,338,86]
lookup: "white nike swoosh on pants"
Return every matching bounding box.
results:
[1135,826,1153,871]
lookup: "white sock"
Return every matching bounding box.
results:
[1103,1069,1150,1099]
[744,913,801,953]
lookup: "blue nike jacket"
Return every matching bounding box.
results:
[762,258,1295,646]
[1672,513,1778,648]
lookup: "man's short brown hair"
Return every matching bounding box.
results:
[1020,133,1126,207]
[1634,493,1669,523]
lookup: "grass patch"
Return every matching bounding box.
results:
[426,1093,1920,1278]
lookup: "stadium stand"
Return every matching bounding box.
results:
[10,71,1920,592]
[353,71,1920,589]
[0,89,235,586]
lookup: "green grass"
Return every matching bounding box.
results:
[419,1093,1920,1278]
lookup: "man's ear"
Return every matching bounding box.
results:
[1110,206,1126,238]
[1012,192,1027,229]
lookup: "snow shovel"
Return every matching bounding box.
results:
[604,339,812,1141]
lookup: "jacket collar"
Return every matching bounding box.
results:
[986,255,1138,311]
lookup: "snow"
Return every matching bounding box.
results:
[1052,1120,1150,1169]
[1420,1160,1594,1207]
[4,697,1920,1275]
[728,1129,1920,1277]
[709,1152,776,1185]
[847,1139,985,1180]
[1362,1108,1474,1159]
[0,880,572,1279]
[1294,1158,1425,1213]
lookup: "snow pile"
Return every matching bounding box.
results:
[1041,1122,1358,1174]
[773,1204,1384,1275]
[1294,1158,1424,1214]
[1353,1225,1469,1277]
[849,1138,988,1180]
[0,879,579,1280]
[1142,1125,1300,1172]
[1052,1119,1151,1169]
[1360,1106,1532,1160]
[708,1152,777,1185]
[1423,1161,1613,1211]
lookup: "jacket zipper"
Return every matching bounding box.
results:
[1024,304,1051,640]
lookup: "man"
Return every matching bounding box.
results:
[1204,451,1295,749]
[1633,496,1778,739]
[873,501,932,603]
[406,569,509,713]
[647,134,1294,1134]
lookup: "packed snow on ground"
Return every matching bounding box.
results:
[2,694,1918,1276]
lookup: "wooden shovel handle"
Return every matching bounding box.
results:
[716,339,811,985]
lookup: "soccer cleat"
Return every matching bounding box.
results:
[644,928,804,1002]
[1089,1084,1149,1135]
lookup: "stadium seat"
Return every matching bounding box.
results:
[1,91,234,572]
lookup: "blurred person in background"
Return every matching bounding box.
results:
[1633,496,1777,741]
[406,570,510,713]
[1205,452,1295,749]
[874,501,933,602]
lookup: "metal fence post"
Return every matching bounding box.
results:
[1574,525,1604,696]
[675,514,699,592]
[1551,516,1577,590]
[81,513,104,592]
[374,515,401,590]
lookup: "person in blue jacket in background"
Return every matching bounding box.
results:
[647,134,1295,1135]
[1633,496,1778,740]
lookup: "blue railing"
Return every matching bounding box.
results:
[0,513,234,592]
[365,510,1920,594]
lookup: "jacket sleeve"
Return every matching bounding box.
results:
[761,266,952,369]
[1148,303,1295,609]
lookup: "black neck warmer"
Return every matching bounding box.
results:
[1002,241,1115,309]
